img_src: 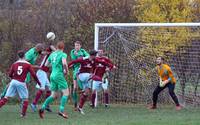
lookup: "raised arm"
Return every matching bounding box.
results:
[68,57,84,68]
[96,58,114,70]
[29,65,41,86]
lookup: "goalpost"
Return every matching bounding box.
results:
[94,23,200,106]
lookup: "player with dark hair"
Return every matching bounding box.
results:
[0,51,41,117]
[70,41,89,110]
[149,57,181,110]
[39,41,69,119]
[0,43,44,99]
[90,51,116,108]
[68,50,97,115]
[25,43,44,83]
[30,45,56,112]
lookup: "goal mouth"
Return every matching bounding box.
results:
[94,23,200,106]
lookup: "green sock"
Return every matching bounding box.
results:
[59,95,68,112]
[42,96,54,110]
[72,91,78,104]
[1,87,7,98]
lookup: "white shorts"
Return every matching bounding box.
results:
[36,70,50,90]
[92,78,109,91]
[92,80,102,91]
[102,78,109,90]
[5,79,28,99]
[78,73,91,90]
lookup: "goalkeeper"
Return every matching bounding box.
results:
[149,57,181,110]
[70,41,89,110]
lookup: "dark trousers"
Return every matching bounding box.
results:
[153,82,180,106]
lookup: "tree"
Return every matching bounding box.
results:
[132,0,199,102]
[65,0,137,51]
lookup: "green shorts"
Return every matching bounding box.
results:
[73,68,79,80]
[50,75,68,91]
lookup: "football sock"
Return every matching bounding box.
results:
[45,90,51,99]
[104,92,109,104]
[59,96,68,112]
[79,94,87,108]
[33,90,43,105]
[41,96,54,110]
[72,91,78,107]
[0,98,8,108]
[22,100,28,115]
[91,93,96,107]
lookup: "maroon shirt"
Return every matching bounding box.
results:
[8,59,41,85]
[68,57,94,74]
[39,47,52,72]
[96,56,112,64]
[91,58,114,81]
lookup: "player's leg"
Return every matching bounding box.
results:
[78,88,90,115]
[45,88,52,112]
[31,89,43,112]
[72,69,79,109]
[150,85,166,109]
[91,81,101,108]
[58,77,69,119]
[39,77,57,119]
[58,88,69,119]
[102,78,109,107]
[39,91,57,118]
[0,80,16,108]
[44,72,52,112]
[77,73,91,115]
[167,83,181,110]
[16,80,29,117]
[33,70,52,112]
[0,84,9,99]
[31,70,45,112]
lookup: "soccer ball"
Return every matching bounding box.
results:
[46,32,55,41]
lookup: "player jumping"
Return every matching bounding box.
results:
[39,41,69,119]
[68,50,97,115]
[31,45,56,112]
[70,41,89,110]
[94,49,115,108]
[90,53,116,108]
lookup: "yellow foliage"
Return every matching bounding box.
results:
[133,0,196,59]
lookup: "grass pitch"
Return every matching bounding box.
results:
[0,104,200,125]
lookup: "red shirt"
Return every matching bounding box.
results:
[8,59,41,85]
[39,47,52,72]
[96,56,112,64]
[91,58,114,81]
[40,55,50,72]
[68,57,94,74]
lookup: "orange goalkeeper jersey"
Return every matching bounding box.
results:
[157,64,176,84]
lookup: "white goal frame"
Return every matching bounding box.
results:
[94,23,200,50]
[93,22,200,106]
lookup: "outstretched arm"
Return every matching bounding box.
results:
[29,65,41,86]
[68,57,84,68]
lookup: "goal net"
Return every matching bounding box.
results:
[94,23,200,106]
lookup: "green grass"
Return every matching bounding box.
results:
[0,104,200,125]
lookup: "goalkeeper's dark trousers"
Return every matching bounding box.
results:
[152,82,180,106]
